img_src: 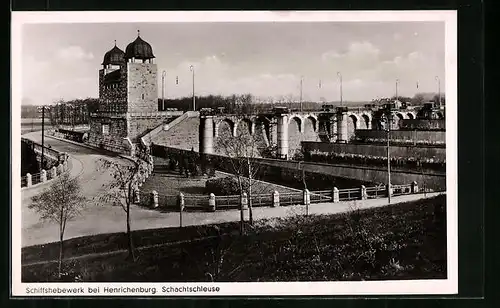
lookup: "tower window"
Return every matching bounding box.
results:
[102,124,110,135]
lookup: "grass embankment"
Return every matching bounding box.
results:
[22,194,447,282]
[140,169,299,196]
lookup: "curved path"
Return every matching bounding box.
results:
[20,132,444,247]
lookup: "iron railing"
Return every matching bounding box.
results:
[214,195,240,209]
[249,194,274,207]
[339,188,362,201]
[134,183,421,211]
[278,192,304,206]
[309,190,333,203]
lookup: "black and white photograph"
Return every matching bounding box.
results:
[11,11,457,296]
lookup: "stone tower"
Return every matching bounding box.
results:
[88,32,169,155]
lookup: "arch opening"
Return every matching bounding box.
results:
[236,118,253,137]
[288,116,302,133]
[216,119,235,139]
[361,114,370,129]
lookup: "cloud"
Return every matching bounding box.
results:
[322,41,380,63]
[56,46,95,61]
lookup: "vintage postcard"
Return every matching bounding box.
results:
[11,11,457,296]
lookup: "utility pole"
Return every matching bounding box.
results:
[40,106,45,170]
[435,76,441,109]
[337,72,343,107]
[386,106,392,204]
[190,65,195,111]
[161,70,166,111]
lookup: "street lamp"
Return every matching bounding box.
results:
[435,76,441,109]
[337,72,343,107]
[299,75,304,111]
[395,78,399,102]
[161,70,166,111]
[190,65,195,111]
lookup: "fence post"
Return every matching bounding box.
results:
[411,181,419,193]
[386,184,393,198]
[361,185,367,200]
[151,190,158,208]
[26,173,32,187]
[178,192,185,228]
[272,190,280,207]
[51,166,57,179]
[40,169,47,183]
[333,187,339,203]
[178,193,185,211]
[241,192,248,210]
[134,188,140,204]
[303,189,310,206]
[209,193,216,212]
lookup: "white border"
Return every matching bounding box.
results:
[11,11,457,296]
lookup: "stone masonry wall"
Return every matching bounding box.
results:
[128,117,175,143]
[152,117,200,151]
[99,67,128,113]
[87,116,130,153]
[127,63,158,113]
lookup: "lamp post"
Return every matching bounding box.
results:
[161,70,166,111]
[435,76,441,109]
[395,78,399,102]
[300,75,303,111]
[337,72,343,107]
[190,65,195,111]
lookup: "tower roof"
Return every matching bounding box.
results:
[125,31,155,60]
[102,43,125,65]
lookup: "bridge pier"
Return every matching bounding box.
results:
[277,115,289,159]
[336,111,348,143]
[199,115,214,155]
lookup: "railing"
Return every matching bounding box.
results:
[20,158,72,188]
[214,195,240,209]
[158,194,178,208]
[392,184,413,196]
[309,190,333,203]
[129,111,184,118]
[365,185,386,199]
[134,181,424,212]
[31,173,42,186]
[249,194,274,207]
[278,192,304,207]
[183,195,210,209]
[339,188,361,201]
[21,138,71,188]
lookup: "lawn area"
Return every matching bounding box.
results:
[22,194,447,282]
[139,169,300,197]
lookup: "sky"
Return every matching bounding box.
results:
[21,21,445,105]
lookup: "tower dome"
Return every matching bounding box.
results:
[125,31,155,60]
[102,42,125,66]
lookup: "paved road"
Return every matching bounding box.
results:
[20,132,445,247]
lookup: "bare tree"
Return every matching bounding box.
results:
[29,172,86,278]
[96,157,148,261]
[215,126,267,232]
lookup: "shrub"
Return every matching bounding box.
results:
[205,176,249,196]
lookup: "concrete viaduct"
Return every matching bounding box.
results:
[199,107,418,158]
